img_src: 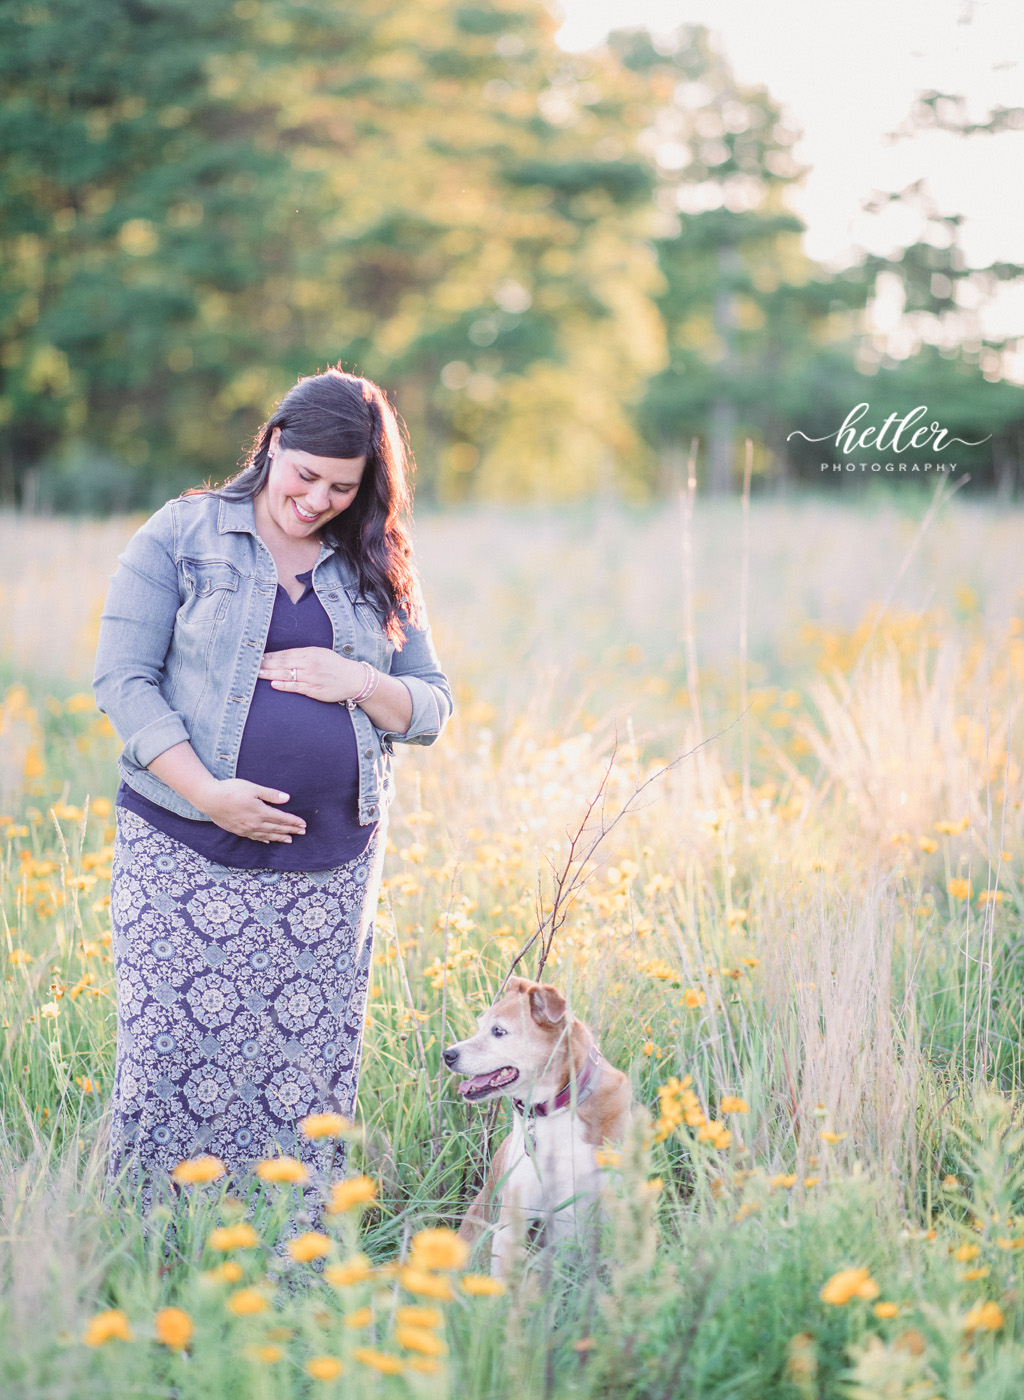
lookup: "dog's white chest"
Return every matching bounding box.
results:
[503,1112,603,1223]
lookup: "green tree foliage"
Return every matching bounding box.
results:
[0,0,323,506]
[1,2,1020,504]
[624,34,1024,493]
[618,27,873,492]
[0,0,665,506]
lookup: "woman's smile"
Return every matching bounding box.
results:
[255,433,368,542]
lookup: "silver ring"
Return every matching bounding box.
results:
[291,667,297,682]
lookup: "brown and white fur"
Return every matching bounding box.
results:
[442,977,633,1275]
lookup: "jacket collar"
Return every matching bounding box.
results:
[216,494,259,536]
[215,494,344,575]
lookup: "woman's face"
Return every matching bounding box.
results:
[258,427,367,538]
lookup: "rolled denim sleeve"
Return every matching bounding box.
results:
[92,504,191,769]
[380,605,453,749]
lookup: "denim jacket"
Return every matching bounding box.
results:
[93,492,452,825]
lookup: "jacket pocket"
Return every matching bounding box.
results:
[178,558,240,627]
[349,591,394,669]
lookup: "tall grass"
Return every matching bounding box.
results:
[1,496,1023,1397]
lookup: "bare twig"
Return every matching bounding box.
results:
[739,439,753,815]
[500,724,735,990]
[680,438,703,745]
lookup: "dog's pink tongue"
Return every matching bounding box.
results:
[458,1070,504,1096]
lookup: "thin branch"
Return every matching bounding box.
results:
[500,722,736,991]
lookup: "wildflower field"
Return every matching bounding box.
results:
[2,493,1024,1399]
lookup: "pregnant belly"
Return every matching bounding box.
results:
[236,681,359,817]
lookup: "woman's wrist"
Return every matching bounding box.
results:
[146,742,223,812]
[342,661,382,710]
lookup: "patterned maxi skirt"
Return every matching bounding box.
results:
[107,807,384,1206]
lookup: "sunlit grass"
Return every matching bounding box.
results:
[2,499,1024,1397]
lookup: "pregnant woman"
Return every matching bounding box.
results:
[93,367,451,1207]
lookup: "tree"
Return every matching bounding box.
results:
[613,25,871,494]
[0,0,324,507]
[0,0,667,506]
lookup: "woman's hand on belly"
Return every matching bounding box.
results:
[260,645,413,734]
[148,741,307,844]
[259,646,361,704]
[201,778,308,844]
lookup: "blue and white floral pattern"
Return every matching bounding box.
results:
[108,808,382,1200]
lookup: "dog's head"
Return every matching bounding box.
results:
[442,977,584,1106]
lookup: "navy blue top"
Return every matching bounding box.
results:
[117,570,376,870]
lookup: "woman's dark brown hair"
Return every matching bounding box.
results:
[218,368,420,643]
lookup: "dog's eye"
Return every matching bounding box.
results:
[490,1025,507,1038]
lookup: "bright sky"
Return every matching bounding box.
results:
[555,0,1024,340]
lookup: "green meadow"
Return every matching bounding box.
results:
[2,495,1024,1399]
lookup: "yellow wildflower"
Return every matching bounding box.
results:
[396,1305,443,1328]
[964,1266,990,1281]
[83,1309,133,1346]
[942,1174,959,1188]
[963,1300,1004,1333]
[720,1096,749,1114]
[398,1266,455,1300]
[696,1120,731,1150]
[396,1326,447,1357]
[918,836,938,854]
[300,1112,351,1139]
[9,949,32,966]
[305,1356,344,1380]
[947,878,972,901]
[324,1254,372,1288]
[460,1275,506,1297]
[409,1227,469,1272]
[407,1357,441,1374]
[352,1347,404,1374]
[594,1149,621,1168]
[245,1344,283,1363]
[954,1244,980,1262]
[873,1302,899,1320]
[226,1288,269,1316]
[819,1131,846,1144]
[287,1232,332,1263]
[172,1156,225,1185]
[345,1307,373,1329]
[977,889,1005,905]
[682,988,705,1008]
[820,1268,879,1306]
[255,1156,309,1184]
[935,818,969,835]
[154,1307,193,1351]
[328,1175,377,1212]
[804,1176,820,1188]
[770,1174,796,1189]
[204,1261,243,1284]
[208,1222,260,1251]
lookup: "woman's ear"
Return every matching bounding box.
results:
[269,426,281,454]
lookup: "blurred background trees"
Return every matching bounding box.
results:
[1,0,1021,509]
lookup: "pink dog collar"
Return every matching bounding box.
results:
[512,1044,603,1118]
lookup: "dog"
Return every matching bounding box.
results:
[442,976,634,1275]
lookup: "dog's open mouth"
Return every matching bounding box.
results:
[457,1067,520,1101]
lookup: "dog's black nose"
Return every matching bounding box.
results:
[442,1046,459,1068]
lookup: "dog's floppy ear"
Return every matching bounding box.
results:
[529,984,566,1026]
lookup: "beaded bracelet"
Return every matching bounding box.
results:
[344,661,382,711]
